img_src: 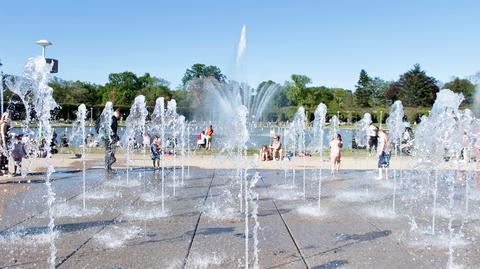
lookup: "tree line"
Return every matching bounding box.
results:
[1,63,476,122]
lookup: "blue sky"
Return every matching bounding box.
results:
[1,0,479,90]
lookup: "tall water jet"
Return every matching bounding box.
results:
[186,122,190,178]
[230,105,250,212]
[414,89,468,268]
[386,100,405,155]
[329,115,339,141]
[355,113,372,149]
[178,115,186,185]
[236,25,247,68]
[22,56,58,268]
[124,95,148,183]
[97,102,114,171]
[288,107,306,196]
[151,97,166,211]
[386,100,404,215]
[167,99,178,195]
[313,103,327,209]
[72,104,87,208]
[245,172,260,269]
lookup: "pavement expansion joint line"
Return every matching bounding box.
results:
[259,175,310,269]
[56,196,142,268]
[182,170,216,269]
[1,177,105,234]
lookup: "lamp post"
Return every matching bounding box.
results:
[90,107,93,126]
[36,39,52,58]
[0,58,3,116]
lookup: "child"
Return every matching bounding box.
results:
[376,129,391,180]
[329,134,343,175]
[150,136,161,168]
[11,134,27,176]
[259,145,270,161]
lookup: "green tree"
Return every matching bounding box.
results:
[354,69,373,107]
[101,71,142,105]
[388,64,439,107]
[182,63,226,85]
[443,77,476,104]
[370,77,391,107]
[285,74,312,105]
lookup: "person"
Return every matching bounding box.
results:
[329,134,343,175]
[259,145,270,161]
[11,134,27,176]
[106,109,120,172]
[150,135,161,168]
[376,129,391,180]
[197,131,206,148]
[367,122,378,155]
[0,112,11,176]
[61,133,69,147]
[205,125,214,150]
[401,127,414,155]
[269,135,283,160]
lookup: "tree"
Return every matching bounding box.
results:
[388,64,439,107]
[285,74,312,105]
[354,69,372,107]
[181,63,226,85]
[102,71,142,105]
[443,77,476,104]
[370,78,391,107]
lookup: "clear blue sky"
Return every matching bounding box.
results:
[1,0,479,90]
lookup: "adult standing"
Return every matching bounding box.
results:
[0,112,11,176]
[106,109,120,172]
[205,125,214,150]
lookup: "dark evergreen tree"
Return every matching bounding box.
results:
[388,64,439,107]
[354,69,372,107]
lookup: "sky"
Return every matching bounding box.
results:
[1,0,479,90]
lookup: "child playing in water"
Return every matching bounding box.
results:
[150,136,161,168]
[11,134,27,176]
[329,134,343,175]
[376,129,390,180]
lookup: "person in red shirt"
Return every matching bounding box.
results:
[205,125,214,150]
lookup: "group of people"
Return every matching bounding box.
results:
[259,135,283,161]
[332,124,392,179]
[196,125,214,150]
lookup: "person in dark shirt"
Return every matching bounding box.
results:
[106,108,121,172]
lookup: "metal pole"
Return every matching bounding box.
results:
[0,69,3,116]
